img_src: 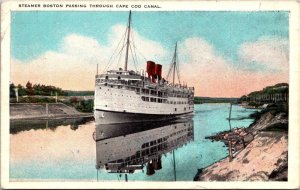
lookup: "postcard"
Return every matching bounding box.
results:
[1,0,300,189]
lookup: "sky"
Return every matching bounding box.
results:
[11,11,289,97]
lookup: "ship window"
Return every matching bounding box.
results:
[150,146,157,153]
[175,108,177,111]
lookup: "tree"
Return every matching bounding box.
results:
[10,83,16,98]
[17,84,27,96]
[26,81,34,96]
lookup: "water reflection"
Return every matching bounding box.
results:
[10,117,94,134]
[10,104,258,181]
[95,116,194,178]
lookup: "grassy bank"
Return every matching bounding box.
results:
[10,96,94,113]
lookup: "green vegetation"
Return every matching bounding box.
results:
[10,96,57,103]
[194,97,238,104]
[63,90,94,96]
[239,83,288,103]
[10,81,94,113]
[249,102,288,120]
[10,81,65,97]
[10,82,94,97]
[62,97,94,113]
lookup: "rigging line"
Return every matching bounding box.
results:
[131,31,147,62]
[133,45,139,70]
[166,57,173,80]
[106,25,127,70]
[114,31,129,69]
[176,53,181,84]
[166,53,176,81]
[103,27,128,72]
[130,36,140,70]
[103,31,126,73]
[116,29,129,70]
[129,44,138,71]
[116,43,126,69]
[128,32,139,71]
[131,40,140,71]
[132,42,147,62]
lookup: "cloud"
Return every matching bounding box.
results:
[177,36,288,97]
[11,30,289,97]
[11,24,167,90]
[238,36,289,72]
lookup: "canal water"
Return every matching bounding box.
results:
[10,103,258,181]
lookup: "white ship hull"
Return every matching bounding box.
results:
[94,85,194,124]
[94,109,193,124]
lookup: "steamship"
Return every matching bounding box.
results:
[95,118,194,175]
[94,11,195,124]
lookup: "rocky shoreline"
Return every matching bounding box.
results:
[194,103,288,181]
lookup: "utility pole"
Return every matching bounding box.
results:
[14,87,19,102]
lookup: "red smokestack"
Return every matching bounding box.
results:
[146,61,155,77]
[155,64,162,80]
[146,61,156,83]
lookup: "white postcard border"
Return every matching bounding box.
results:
[1,0,299,189]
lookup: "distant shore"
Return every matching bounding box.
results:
[10,103,93,120]
[194,102,288,181]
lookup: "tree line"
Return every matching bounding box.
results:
[10,81,94,97]
[10,81,65,97]
[239,83,289,104]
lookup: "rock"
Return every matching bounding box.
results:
[196,105,288,181]
[196,131,288,181]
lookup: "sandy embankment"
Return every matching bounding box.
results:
[195,104,288,181]
[10,103,93,120]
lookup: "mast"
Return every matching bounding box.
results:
[124,11,132,71]
[172,43,177,85]
[166,42,181,85]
